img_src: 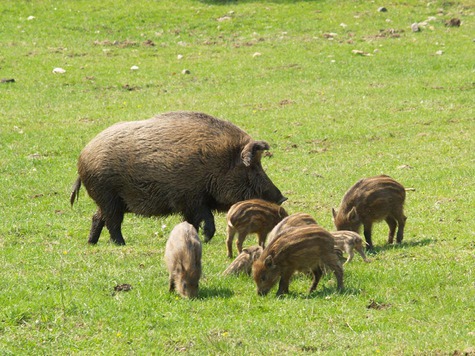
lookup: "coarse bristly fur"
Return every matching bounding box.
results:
[266,212,319,246]
[164,222,202,299]
[252,225,344,296]
[331,230,369,264]
[223,245,263,276]
[226,199,288,258]
[332,175,406,250]
[70,111,286,245]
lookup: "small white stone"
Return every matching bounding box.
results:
[27,16,36,21]
[177,54,183,60]
[435,50,444,55]
[182,69,190,74]
[52,67,66,74]
[130,65,139,70]
[253,52,262,57]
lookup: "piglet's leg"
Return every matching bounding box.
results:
[363,224,374,250]
[276,271,293,296]
[226,226,236,258]
[385,216,398,244]
[309,266,323,293]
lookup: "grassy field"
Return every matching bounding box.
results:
[1,0,474,354]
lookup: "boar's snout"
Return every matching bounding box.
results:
[181,281,199,299]
[257,288,270,296]
[277,196,288,205]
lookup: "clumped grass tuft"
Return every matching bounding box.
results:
[1,0,474,354]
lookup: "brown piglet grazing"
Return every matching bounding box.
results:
[164,222,202,299]
[331,230,369,264]
[223,245,263,276]
[332,175,406,250]
[266,212,318,246]
[70,111,286,245]
[252,225,344,296]
[226,199,288,258]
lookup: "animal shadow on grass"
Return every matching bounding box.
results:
[366,238,435,256]
[197,286,234,300]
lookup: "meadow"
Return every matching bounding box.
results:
[1,0,474,354]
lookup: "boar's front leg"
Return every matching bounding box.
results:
[385,216,398,244]
[363,223,374,250]
[185,206,216,243]
[276,271,293,296]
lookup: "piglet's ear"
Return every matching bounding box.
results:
[264,255,274,268]
[241,140,270,167]
[348,206,359,223]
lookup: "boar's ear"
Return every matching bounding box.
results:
[347,207,359,223]
[241,140,270,167]
[264,255,274,268]
[331,208,337,219]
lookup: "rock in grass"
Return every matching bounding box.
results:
[411,23,420,32]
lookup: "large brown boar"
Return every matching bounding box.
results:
[266,212,318,246]
[226,199,288,258]
[164,222,202,299]
[252,225,344,296]
[70,111,286,245]
[331,230,369,264]
[332,175,406,250]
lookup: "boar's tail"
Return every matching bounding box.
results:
[70,177,82,207]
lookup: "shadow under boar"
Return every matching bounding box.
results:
[332,175,406,250]
[331,230,369,264]
[164,222,202,299]
[226,199,288,258]
[252,225,344,296]
[70,111,286,245]
[266,212,318,246]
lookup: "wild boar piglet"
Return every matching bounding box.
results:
[252,225,343,296]
[226,199,288,258]
[164,222,202,299]
[223,245,263,276]
[331,230,369,264]
[332,175,406,250]
[266,212,318,245]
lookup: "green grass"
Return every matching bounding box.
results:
[1,0,474,354]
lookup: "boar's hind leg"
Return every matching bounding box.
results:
[88,209,105,244]
[396,214,406,244]
[309,266,323,293]
[321,255,344,292]
[103,199,126,245]
[385,216,398,244]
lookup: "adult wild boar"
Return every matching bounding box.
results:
[252,225,344,296]
[332,175,406,250]
[70,111,286,245]
[165,222,202,299]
